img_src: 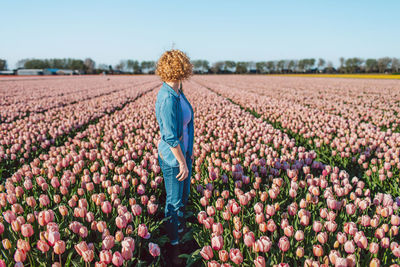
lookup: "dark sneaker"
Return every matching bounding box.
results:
[165,242,185,267]
[178,224,184,233]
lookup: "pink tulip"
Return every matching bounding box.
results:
[254,256,265,267]
[369,242,379,254]
[37,240,50,253]
[131,204,142,216]
[121,246,133,260]
[115,215,127,229]
[147,203,158,215]
[313,221,323,233]
[212,222,223,235]
[47,230,60,246]
[229,248,243,265]
[218,250,228,262]
[14,249,26,263]
[344,240,355,254]
[211,235,224,250]
[229,201,241,215]
[54,240,66,255]
[254,202,263,214]
[17,239,30,252]
[313,244,324,257]
[137,224,150,239]
[75,241,89,256]
[111,251,123,266]
[101,201,112,214]
[198,211,207,224]
[294,230,304,241]
[335,257,347,267]
[207,206,216,216]
[100,250,112,264]
[265,204,275,217]
[20,223,33,237]
[148,242,160,257]
[207,261,220,267]
[0,222,4,235]
[102,235,115,250]
[243,231,255,247]
[278,236,290,252]
[200,245,213,260]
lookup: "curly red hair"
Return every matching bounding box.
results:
[155,49,193,82]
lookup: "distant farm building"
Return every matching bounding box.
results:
[0,70,14,75]
[43,68,75,75]
[16,69,43,75]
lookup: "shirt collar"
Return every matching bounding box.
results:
[162,82,180,98]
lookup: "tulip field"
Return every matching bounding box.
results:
[0,75,400,267]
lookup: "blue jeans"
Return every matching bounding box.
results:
[158,152,192,245]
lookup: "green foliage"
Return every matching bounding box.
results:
[0,59,7,70]
[192,60,210,73]
[235,61,249,74]
[17,58,88,71]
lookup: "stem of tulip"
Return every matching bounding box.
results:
[28,252,33,266]
[59,254,62,266]
[281,252,284,263]
[138,240,142,260]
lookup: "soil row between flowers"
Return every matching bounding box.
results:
[0,83,161,181]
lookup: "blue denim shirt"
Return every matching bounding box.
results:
[155,82,194,167]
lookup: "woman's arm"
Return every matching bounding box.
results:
[160,96,189,181]
[170,144,189,181]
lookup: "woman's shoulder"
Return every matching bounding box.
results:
[157,90,177,107]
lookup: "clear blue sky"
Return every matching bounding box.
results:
[1,0,399,69]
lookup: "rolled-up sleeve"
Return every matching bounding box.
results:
[160,96,179,148]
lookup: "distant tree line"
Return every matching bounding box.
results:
[199,57,400,74]
[1,57,399,74]
[9,58,157,74]
[113,60,156,74]
[14,58,97,73]
[0,59,7,70]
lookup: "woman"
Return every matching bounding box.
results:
[154,49,194,265]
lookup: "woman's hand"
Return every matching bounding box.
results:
[176,161,189,181]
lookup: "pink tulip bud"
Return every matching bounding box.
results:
[254,256,265,267]
[344,240,355,254]
[295,230,304,241]
[112,251,124,266]
[21,223,34,237]
[229,248,243,265]
[121,246,133,260]
[102,235,115,250]
[212,222,223,235]
[101,201,112,214]
[278,236,290,252]
[99,250,112,264]
[211,235,224,250]
[54,240,66,255]
[148,242,160,257]
[218,250,228,262]
[138,224,150,239]
[14,249,26,263]
[243,231,255,247]
[313,244,324,257]
[200,245,213,260]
